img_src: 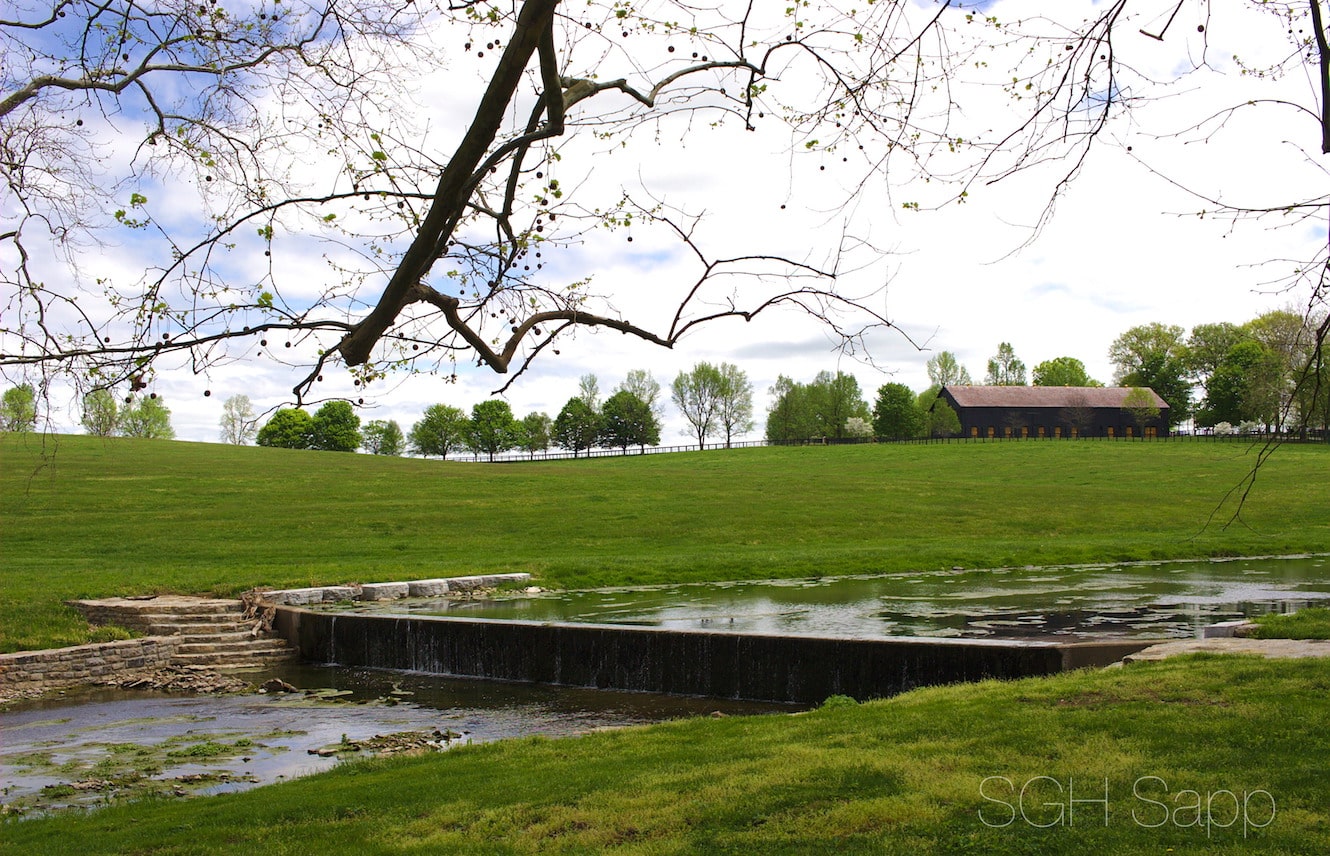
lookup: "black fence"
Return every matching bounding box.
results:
[442,429,1326,464]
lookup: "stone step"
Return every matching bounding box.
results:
[143,621,253,636]
[162,630,259,644]
[175,639,293,656]
[135,611,246,624]
[170,648,302,669]
[70,597,245,617]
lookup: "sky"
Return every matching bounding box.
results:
[5,0,1326,446]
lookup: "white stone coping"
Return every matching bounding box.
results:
[1201,620,1257,639]
[258,573,530,606]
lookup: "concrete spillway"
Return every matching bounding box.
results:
[273,607,1152,704]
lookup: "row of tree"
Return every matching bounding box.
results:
[400,371,669,460]
[247,371,671,460]
[249,365,765,459]
[256,401,365,452]
[77,390,176,439]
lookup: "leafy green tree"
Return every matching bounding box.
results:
[517,412,553,459]
[362,419,405,455]
[1291,311,1330,434]
[408,404,469,459]
[672,362,725,449]
[917,386,961,438]
[806,371,870,439]
[926,352,972,387]
[80,389,119,437]
[1197,341,1284,428]
[765,375,813,443]
[1,384,37,432]
[256,408,313,449]
[1245,309,1314,431]
[715,362,754,448]
[615,370,664,423]
[1032,356,1099,387]
[552,397,601,458]
[467,400,518,461]
[577,374,601,410]
[600,390,661,453]
[309,401,362,452]
[118,395,175,439]
[984,343,1027,386]
[218,394,258,445]
[873,383,923,440]
[1110,323,1192,425]
[1187,322,1247,384]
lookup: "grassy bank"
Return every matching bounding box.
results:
[2,433,1328,651]
[1250,607,1330,639]
[4,654,1327,854]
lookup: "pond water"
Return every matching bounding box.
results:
[335,555,1330,641]
[0,664,792,816]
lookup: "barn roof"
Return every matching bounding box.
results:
[941,386,1170,409]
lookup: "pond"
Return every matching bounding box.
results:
[0,664,792,816]
[329,555,1330,641]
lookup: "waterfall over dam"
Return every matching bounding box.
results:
[273,607,1151,703]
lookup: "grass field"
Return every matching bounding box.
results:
[1250,607,1330,639]
[2,433,1328,652]
[3,434,1330,852]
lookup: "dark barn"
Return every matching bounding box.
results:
[937,386,1171,439]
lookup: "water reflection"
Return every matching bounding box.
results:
[333,556,1330,641]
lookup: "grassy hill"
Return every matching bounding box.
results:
[2,433,1328,652]
[4,434,1329,853]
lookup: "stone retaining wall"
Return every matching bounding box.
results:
[261,573,530,606]
[0,638,181,695]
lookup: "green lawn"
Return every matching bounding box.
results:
[2,433,1328,652]
[3,434,1329,852]
[3,654,1326,854]
[1250,607,1330,640]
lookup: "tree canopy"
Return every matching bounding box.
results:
[118,395,175,439]
[408,404,469,458]
[362,419,405,456]
[600,390,660,453]
[219,395,258,446]
[1110,323,1192,425]
[256,408,313,449]
[873,383,922,440]
[984,343,1027,387]
[552,396,600,457]
[1,385,37,432]
[467,400,518,461]
[1032,357,1099,388]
